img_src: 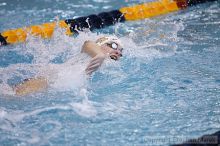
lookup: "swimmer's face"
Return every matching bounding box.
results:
[101,42,123,61]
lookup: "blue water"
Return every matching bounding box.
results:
[0,0,220,145]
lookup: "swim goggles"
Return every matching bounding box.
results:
[106,42,123,53]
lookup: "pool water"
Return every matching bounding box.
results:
[0,0,220,145]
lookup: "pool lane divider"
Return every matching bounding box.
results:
[0,0,217,46]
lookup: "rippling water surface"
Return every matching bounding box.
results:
[0,0,220,145]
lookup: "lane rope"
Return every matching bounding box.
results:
[0,0,217,46]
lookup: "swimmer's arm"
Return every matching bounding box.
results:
[81,41,104,57]
[14,77,48,96]
[82,41,106,75]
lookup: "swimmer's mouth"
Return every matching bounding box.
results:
[110,54,122,61]
[110,55,117,61]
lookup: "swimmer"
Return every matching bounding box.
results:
[13,36,123,96]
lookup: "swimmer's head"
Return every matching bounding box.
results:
[96,36,123,61]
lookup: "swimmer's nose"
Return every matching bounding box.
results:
[115,50,122,57]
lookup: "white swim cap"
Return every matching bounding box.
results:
[96,36,123,47]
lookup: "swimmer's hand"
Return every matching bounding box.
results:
[85,53,106,75]
[14,77,48,96]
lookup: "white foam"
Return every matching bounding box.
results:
[70,99,97,118]
[49,63,88,92]
[0,84,15,96]
[0,108,7,119]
